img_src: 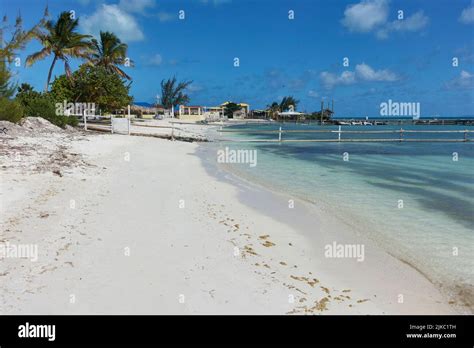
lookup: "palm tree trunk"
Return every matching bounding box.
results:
[45,55,58,92]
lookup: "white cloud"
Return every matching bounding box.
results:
[157,12,175,22]
[341,0,389,32]
[460,0,474,24]
[149,54,163,66]
[320,71,356,89]
[444,70,474,89]
[186,84,204,94]
[308,90,319,98]
[200,0,232,5]
[377,11,429,39]
[321,63,399,89]
[342,0,429,39]
[118,0,156,14]
[80,4,144,42]
[355,63,399,81]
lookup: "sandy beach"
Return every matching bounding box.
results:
[0,119,459,315]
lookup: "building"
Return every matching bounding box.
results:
[131,103,173,119]
[177,105,206,121]
[250,109,270,119]
[176,101,250,122]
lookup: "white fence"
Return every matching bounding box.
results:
[111,118,130,135]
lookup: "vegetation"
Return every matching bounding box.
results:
[26,11,92,91]
[15,83,77,128]
[50,65,132,113]
[159,77,192,109]
[0,59,15,98]
[266,96,300,119]
[0,97,24,123]
[223,102,242,118]
[0,7,135,127]
[310,108,334,121]
[266,102,280,119]
[279,96,299,111]
[89,31,132,80]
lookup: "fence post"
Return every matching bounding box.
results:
[171,122,175,141]
[399,128,403,142]
[338,125,341,142]
[278,126,282,142]
[83,110,87,131]
[111,114,114,134]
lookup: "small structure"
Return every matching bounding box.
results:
[131,103,173,119]
[278,111,305,120]
[178,105,206,121]
[220,102,250,119]
[250,109,270,119]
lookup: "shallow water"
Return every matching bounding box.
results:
[208,123,474,307]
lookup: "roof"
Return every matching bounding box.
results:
[278,111,304,116]
[220,101,249,107]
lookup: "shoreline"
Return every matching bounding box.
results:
[0,128,463,314]
[197,138,472,314]
[198,140,464,314]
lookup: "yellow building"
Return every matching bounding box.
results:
[177,105,206,121]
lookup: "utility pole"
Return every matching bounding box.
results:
[320,100,324,125]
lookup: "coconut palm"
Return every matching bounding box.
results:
[266,102,280,119]
[26,11,92,91]
[279,96,299,111]
[160,76,193,109]
[89,31,132,80]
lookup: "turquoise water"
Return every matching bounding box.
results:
[211,123,474,306]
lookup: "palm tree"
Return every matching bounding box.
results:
[160,76,193,110]
[266,102,280,119]
[279,96,299,111]
[89,31,132,80]
[26,11,92,91]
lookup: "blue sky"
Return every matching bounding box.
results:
[3,0,474,116]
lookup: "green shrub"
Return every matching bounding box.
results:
[25,96,56,118]
[65,115,78,127]
[16,89,77,129]
[0,97,24,123]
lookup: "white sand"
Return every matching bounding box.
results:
[0,131,457,314]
